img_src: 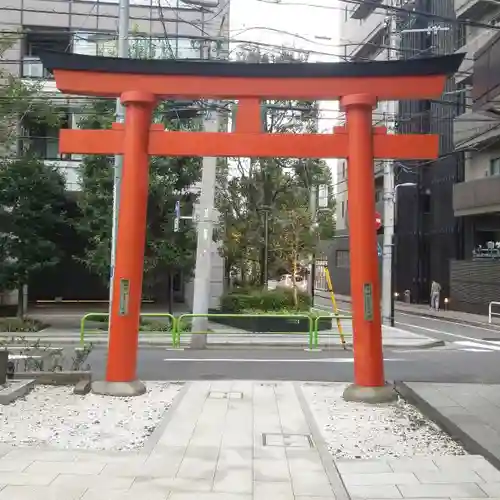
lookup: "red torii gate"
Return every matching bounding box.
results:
[40,51,463,400]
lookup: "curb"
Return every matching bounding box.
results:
[395,382,500,470]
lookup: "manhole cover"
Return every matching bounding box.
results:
[262,433,314,448]
[209,391,243,400]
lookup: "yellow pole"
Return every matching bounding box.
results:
[325,268,347,348]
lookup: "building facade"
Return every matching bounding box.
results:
[329,0,463,308]
[451,0,500,313]
[0,0,229,308]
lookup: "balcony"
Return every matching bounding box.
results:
[453,111,500,149]
[350,0,383,20]
[453,176,500,216]
[455,0,498,20]
[473,31,500,112]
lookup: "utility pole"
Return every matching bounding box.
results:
[308,185,317,301]
[381,8,397,327]
[190,40,219,349]
[108,0,129,317]
[382,161,395,326]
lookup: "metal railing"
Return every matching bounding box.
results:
[80,312,176,345]
[175,313,314,349]
[312,314,352,350]
[489,302,500,324]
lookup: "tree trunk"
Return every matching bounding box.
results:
[17,286,24,319]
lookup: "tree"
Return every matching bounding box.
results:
[217,46,335,288]
[0,157,68,317]
[274,203,318,308]
[76,36,201,311]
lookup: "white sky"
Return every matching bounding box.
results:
[228,0,342,181]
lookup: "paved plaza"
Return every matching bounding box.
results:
[0,381,499,499]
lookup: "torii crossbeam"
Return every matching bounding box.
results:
[40,51,464,401]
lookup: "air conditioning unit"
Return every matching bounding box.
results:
[22,57,44,78]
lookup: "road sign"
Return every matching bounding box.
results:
[175,200,181,219]
[375,211,382,231]
[377,243,382,257]
[173,218,180,233]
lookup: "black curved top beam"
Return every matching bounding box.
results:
[38,50,465,79]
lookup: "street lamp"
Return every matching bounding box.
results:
[391,182,417,327]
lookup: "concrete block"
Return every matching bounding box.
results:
[0,350,7,385]
[0,380,35,405]
[73,379,91,395]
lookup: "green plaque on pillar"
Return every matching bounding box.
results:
[363,283,373,321]
[119,279,130,316]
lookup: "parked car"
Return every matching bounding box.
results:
[276,274,307,292]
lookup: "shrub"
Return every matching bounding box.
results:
[0,317,48,332]
[220,288,311,313]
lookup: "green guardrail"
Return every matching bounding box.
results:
[312,314,352,350]
[80,312,177,346]
[176,313,314,349]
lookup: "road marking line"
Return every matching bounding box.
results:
[162,358,405,363]
[395,321,500,348]
[398,311,500,333]
[454,340,500,351]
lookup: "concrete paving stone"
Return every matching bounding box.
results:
[50,473,134,490]
[433,456,492,471]
[176,457,217,480]
[475,467,500,483]
[388,458,440,473]
[346,485,402,499]
[415,471,484,484]
[0,460,33,472]
[337,460,393,474]
[136,477,212,492]
[101,457,180,478]
[253,458,290,482]
[253,445,287,460]
[81,488,169,500]
[288,456,325,474]
[291,473,335,497]
[218,447,252,468]
[24,460,105,476]
[478,482,500,497]
[2,450,78,462]
[73,452,146,464]
[213,467,253,493]
[295,497,336,500]
[398,483,487,498]
[254,480,294,499]
[169,494,252,500]
[343,473,419,486]
[0,485,87,500]
[0,472,57,486]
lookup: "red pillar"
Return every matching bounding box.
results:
[106,91,156,383]
[341,93,385,388]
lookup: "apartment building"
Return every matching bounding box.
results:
[451,0,500,313]
[329,0,462,307]
[0,0,229,307]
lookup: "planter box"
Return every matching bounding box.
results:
[207,309,332,334]
[0,350,7,385]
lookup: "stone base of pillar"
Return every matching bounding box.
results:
[343,383,397,404]
[91,380,147,397]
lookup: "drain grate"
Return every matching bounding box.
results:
[262,433,314,448]
[208,391,243,400]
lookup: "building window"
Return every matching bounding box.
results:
[336,250,350,268]
[490,158,500,177]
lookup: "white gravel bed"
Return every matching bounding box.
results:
[0,381,181,451]
[303,383,466,460]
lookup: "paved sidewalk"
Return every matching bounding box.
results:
[1,381,500,499]
[399,382,500,472]
[320,291,499,328]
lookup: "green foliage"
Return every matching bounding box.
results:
[0,157,69,314]
[220,288,311,313]
[0,317,48,333]
[217,46,335,286]
[76,36,202,291]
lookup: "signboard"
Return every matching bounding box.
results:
[119,279,130,316]
[375,211,382,231]
[363,283,374,321]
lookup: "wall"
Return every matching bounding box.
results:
[465,147,500,181]
[450,259,500,314]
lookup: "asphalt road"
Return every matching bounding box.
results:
[77,296,500,384]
